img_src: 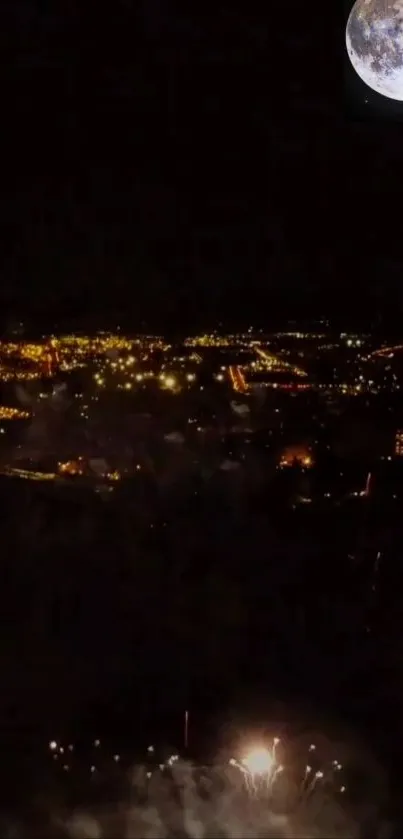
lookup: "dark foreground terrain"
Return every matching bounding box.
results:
[0,475,402,833]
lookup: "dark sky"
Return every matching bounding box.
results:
[0,1,401,330]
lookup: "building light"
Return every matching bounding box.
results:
[395,430,403,456]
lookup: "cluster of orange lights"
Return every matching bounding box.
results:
[0,406,30,420]
[58,459,84,476]
[58,458,121,482]
[395,431,403,457]
[279,446,313,468]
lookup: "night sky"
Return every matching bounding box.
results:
[0,1,401,330]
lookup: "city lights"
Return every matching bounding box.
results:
[0,325,397,493]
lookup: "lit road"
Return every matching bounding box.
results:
[254,346,307,377]
[370,344,403,358]
[229,366,248,393]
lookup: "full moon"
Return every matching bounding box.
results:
[346,0,403,100]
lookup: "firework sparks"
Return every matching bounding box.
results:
[41,736,376,838]
[228,739,283,798]
[242,745,274,776]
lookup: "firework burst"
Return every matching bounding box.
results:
[20,733,384,838]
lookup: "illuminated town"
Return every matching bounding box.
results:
[0,324,402,506]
